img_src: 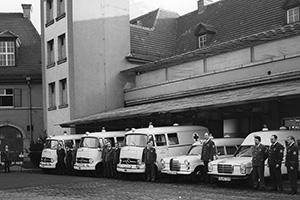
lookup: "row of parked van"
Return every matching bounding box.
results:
[39,124,300,184]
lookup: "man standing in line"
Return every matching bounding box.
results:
[285,136,298,195]
[268,135,284,192]
[2,145,11,173]
[56,143,66,175]
[252,135,268,190]
[201,132,216,183]
[113,142,121,178]
[142,140,157,182]
[102,141,114,178]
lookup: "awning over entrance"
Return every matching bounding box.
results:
[60,79,300,127]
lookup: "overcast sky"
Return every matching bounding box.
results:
[0,0,219,33]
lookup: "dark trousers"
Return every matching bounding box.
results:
[269,165,282,190]
[203,161,209,183]
[287,167,298,193]
[252,165,265,189]
[56,161,66,175]
[113,162,118,178]
[4,161,10,173]
[104,161,113,178]
[145,163,156,181]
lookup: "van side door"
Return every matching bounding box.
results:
[154,133,168,167]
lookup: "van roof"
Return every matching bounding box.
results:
[126,125,208,135]
[242,130,300,146]
[193,138,244,146]
[47,134,84,140]
[83,131,126,138]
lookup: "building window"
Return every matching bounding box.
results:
[58,34,66,62]
[57,0,65,17]
[47,39,55,67]
[0,89,13,107]
[46,0,54,24]
[0,41,15,66]
[48,82,56,110]
[287,7,300,24]
[59,78,68,108]
[198,34,207,49]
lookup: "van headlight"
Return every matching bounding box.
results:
[184,160,190,167]
[161,159,165,168]
[50,158,55,163]
[208,162,213,172]
[240,164,246,174]
[89,158,94,164]
[137,159,142,165]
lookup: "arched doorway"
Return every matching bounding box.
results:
[0,126,23,161]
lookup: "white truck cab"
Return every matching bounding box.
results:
[74,130,125,173]
[117,125,209,177]
[161,138,243,178]
[208,129,300,183]
[39,134,83,170]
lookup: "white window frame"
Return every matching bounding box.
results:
[58,34,66,60]
[0,41,15,66]
[48,82,56,108]
[198,34,207,49]
[0,89,14,107]
[59,78,68,106]
[287,7,300,24]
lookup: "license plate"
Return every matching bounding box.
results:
[168,171,177,175]
[218,177,231,182]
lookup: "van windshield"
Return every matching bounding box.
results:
[125,134,148,147]
[80,137,100,148]
[44,139,59,149]
[188,145,202,155]
[234,145,252,157]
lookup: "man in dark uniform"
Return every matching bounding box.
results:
[56,143,66,175]
[65,143,74,175]
[102,141,114,178]
[268,134,284,192]
[252,135,268,190]
[2,145,11,173]
[142,140,157,182]
[113,142,121,178]
[201,132,216,183]
[285,136,298,195]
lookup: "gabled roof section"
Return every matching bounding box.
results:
[0,30,19,38]
[130,9,160,28]
[194,23,217,36]
[282,0,300,9]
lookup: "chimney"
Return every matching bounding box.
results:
[21,4,32,20]
[197,0,206,14]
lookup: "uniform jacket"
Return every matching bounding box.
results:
[142,147,157,164]
[102,147,114,163]
[1,151,11,162]
[57,149,66,163]
[201,139,216,162]
[285,142,299,169]
[252,143,268,167]
[268,142,284,166]
[113,147,121,164]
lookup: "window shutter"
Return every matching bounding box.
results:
[14,88,22,107]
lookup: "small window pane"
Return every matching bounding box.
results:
[167,133,179,145]
[155,134,167,146]
[226,146,237,155]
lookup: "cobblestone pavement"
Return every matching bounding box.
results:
[0,172,299,200]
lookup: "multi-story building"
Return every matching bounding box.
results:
[60,0,300,138]
[40,0,131,135]
[0,4,43,157]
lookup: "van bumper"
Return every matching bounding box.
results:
[209,173,249,181]
[161,169,192,175]
[74,163,96,171]
[39,162,56,169]
[117,164,145,173]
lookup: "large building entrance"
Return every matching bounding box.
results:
[0,126,23,160]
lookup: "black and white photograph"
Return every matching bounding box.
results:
[0,0,299,199]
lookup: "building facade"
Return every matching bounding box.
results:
[60,0,300,138]
[0,4,44,158]
[40,0,131,136]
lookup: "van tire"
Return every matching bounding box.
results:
[191,166,203,183]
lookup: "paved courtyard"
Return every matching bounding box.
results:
[0,171,299,200]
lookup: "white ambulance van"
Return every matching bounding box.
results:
[117,125,209,179]
[208,128,300,183]
[39,134,83,171]
[74,130,125,174]
[161,138,243,179]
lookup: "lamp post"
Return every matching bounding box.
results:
[26,76,33,142]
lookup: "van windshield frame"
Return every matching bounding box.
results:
[80,136,101,149]
[234,145,252,157]
[125,133,148,147]
[44,139,60,150]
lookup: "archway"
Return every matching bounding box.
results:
[0,126,23,161]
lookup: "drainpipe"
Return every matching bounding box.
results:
[26,76,33,142]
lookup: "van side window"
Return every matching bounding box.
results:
[217,146,225,156]
[226,146,237,155]
[155,134,167,146]
[117,137,124,146]
[75,139,81,148]
[64,140,73,148]
[106,137,115,147]
[167,133,179,145]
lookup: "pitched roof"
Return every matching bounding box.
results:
[0,13,41,81]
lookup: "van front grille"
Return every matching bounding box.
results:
[121,158,138,165]
[76,157,90,164]
[217,164,233,174]
[170,159,180,171]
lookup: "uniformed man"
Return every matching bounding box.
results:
[201,132,216,183]
[267,134,284,192]
[56,143,66,175]
[65,143,74,175]
[113,142,121,178]
[102,141,114,178]
[285,136,298,195]
[2,145,11,173]
[251,135,268,190]
[142,140,157,182]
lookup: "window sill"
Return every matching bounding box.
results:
[57,57,67,65]
[56,13,66,22]
[58,104,68,109]
[48,106,57,111]
[46,62,56,69]
[45,19,55,27]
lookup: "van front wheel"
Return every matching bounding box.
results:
[191,166,203,183]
